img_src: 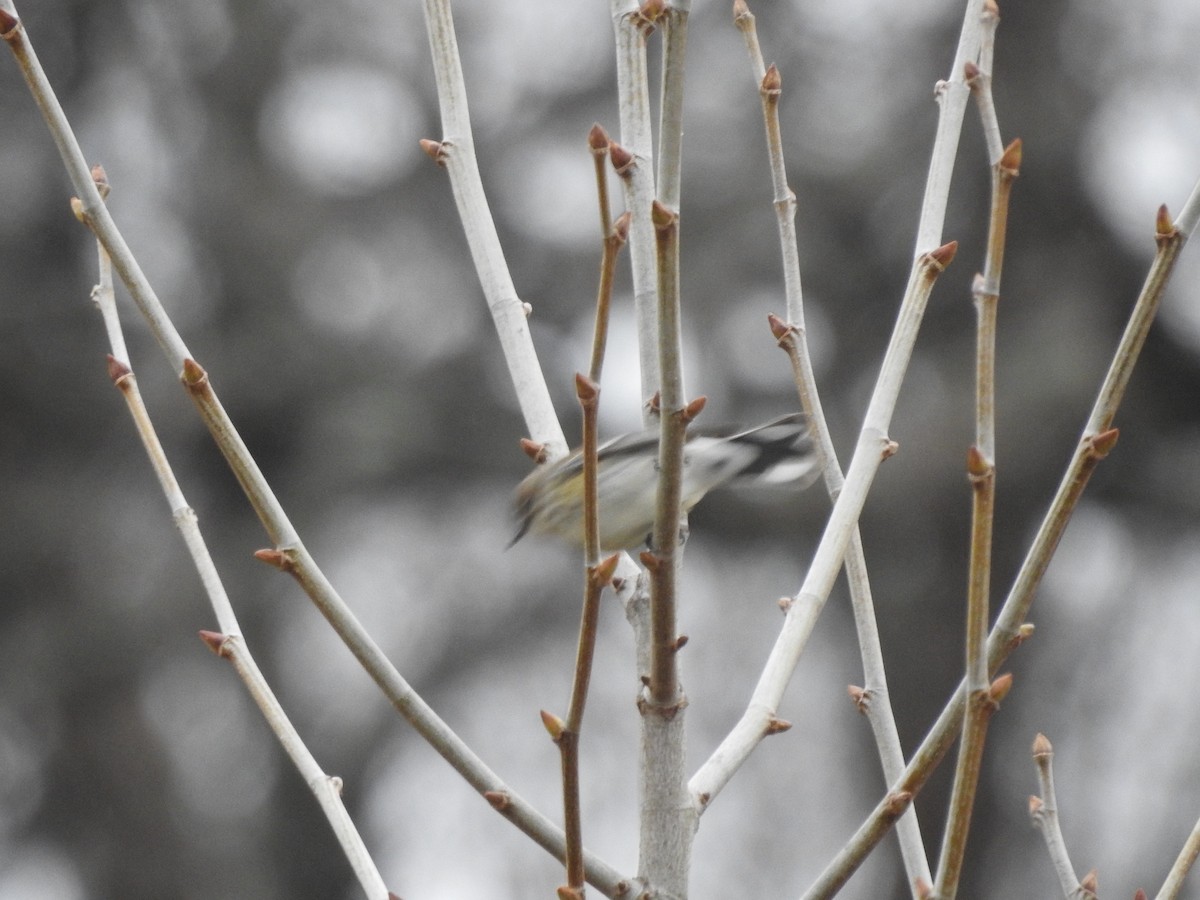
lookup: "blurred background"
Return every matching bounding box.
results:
[1,0,1198,897]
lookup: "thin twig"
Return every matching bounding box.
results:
[610,0,661,413]
[655,0,689,212]
[2,7,637,895]
[648,199,686,706]
[733,2,932,888]
[1029,734,1097,900]
[420,0,565,456]
[690,241,957,813]
[590,123,614,239]
[635,198,696,899]
[80,169,391,899]
[916,0,989,253]
[931,137,1020,900]
[591,212,631,385]
[802,191,1197,898]
[1156,814,1200,900]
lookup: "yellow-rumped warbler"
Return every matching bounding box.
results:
[511,414,820,552]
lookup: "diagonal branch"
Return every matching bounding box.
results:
[803,188,1198,899]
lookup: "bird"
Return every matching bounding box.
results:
[511,413,820,553]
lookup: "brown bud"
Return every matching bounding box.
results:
[106,355,132,384]
[198,630,230,656]
[929,240,959,269]
[767,313,794,342]
[588,123,609,153]
[608,141,634,175]
[1031,732,1053,759]
[999,137,1023,175]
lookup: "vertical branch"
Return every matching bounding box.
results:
[632,199,696,898]
[420,0,565,455]
[647,200,686,706]
[656,0,689,211]
[733,1,932,888]
[915,0,988,253]
[611,0,662,414]
[932,138,1020,899]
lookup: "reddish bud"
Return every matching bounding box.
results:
[587,123,609,153]
[106,354,131,384]
[198,630,230,656]
[608,141,634,175]
[761,64,781,97]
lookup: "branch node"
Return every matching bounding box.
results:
[574,372,600,405]
[539,709,565,742]
[253,548,294,572]
[765,717,792,735]
[847,684,870,714]
[519,438,549,464]
[989,672,1013,703]
[999,137,1023,176]
[106,354,132,385]
[767,312,795,344]
[681,395,707,423]
[612,210,632,243]
[198,629,232,657]
[928,239,959,270]
[777,596,793,613]
[91,163,111,199]
[418,138,447,167]
[180,357,209,389]
[761,64,781,99]
[1156,204,1178,241]
[884,790,913,818]
[483,789,511,811]
[0,8,19,37]
[671,634,688,652]
[609,141,635,176]
[1086,427,1120,459]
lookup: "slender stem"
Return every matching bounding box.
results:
[690,242,957,812]
[1029,734,1094,899]
[656,1,689,212]
[803,200,1192,899]
[735,2,932,889]
[592,213,631,385]
[648,200,685,706]
[78,171,390,898]
[421,0,565,455]
[916,0,988,253]
[931,138,1019,900]
[633,194,694,900]
[590,123,614,239]
[2,8,638,894]
[1156,814,1200,900]
[610,0,661,414]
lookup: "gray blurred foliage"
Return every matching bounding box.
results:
[1,1,1199,898]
